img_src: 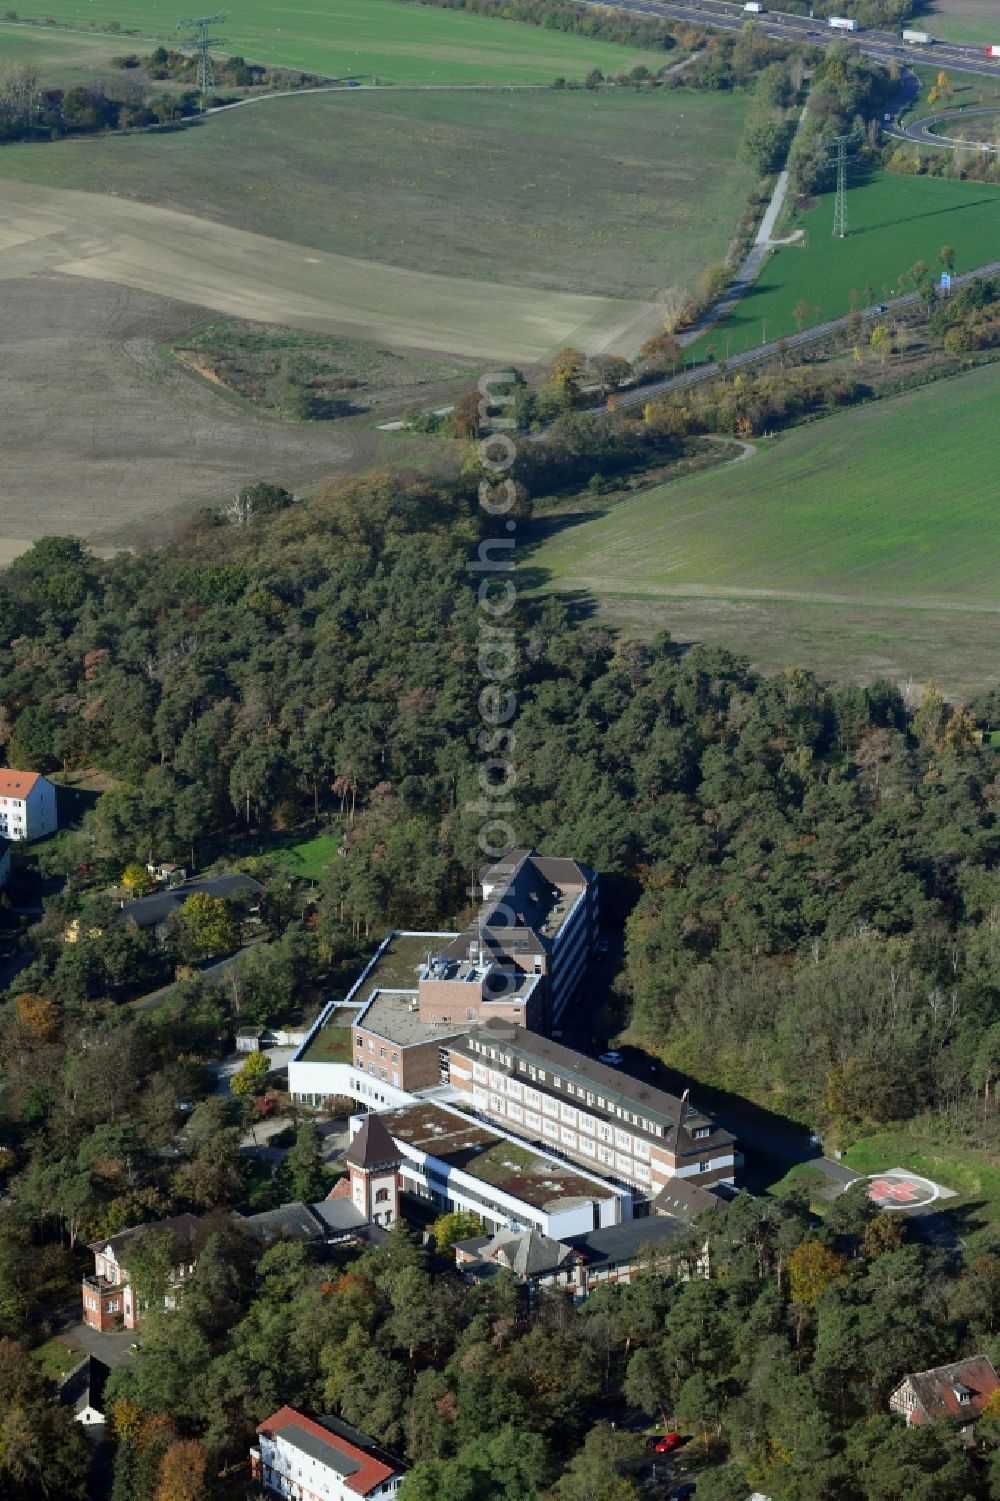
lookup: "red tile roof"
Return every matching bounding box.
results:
[0,769,42,799]
[257,1406,397,1496]
[896,1356,999,1424]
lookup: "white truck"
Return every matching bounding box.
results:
[828,15,860,31]
[902,28,933,44]
[743,2,765,12]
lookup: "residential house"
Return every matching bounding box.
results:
[446,1019,739,1202]
[252,1407,406,1500]
[82,1213,202,1331]
[0,769,57,842]
[889,1356,999,1433]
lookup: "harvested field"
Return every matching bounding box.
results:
[0,276,441,550]
[0,180,643,361]
[0,86,752,300]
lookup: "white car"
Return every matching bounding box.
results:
[598,1051,623,1066]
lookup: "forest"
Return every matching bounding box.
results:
[0,449,998,1498]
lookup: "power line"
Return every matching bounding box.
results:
[176,12,228,108]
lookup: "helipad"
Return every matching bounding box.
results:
[866,1168,954,1211]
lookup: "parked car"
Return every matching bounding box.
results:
[596,938,609,956]
[670,1485,696,1500]
[651,1433,683,1454]
[598,1050,623,1066]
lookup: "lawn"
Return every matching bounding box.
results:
[842,1131,1000,1249]
[298,1017,354,1063]
[921,0,1000,46]
[529,362,1000,693]
[0,0,672,84]
[33,1336,81,1381]
[0,20,136,85]
[0,88,752,304]
[270,833,346,883]
[688,171,1000,358]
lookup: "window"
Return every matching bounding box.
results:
[391,1051,399,1064]
[369,1062,376,1076]
[693,1126,710,1140]
[375,1187,390,1203]
[380,1067,388,1081]
[368,1039,375,1051]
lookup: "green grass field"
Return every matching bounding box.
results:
[0,87,751,303]
[270,832,342,882]
[529,362,1000,692]
[922,0,1000,46]
[689,171,1000,358]
[0,0,671,84]
[842,1131,1000,1250]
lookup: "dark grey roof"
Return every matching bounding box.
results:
[344,1113,401,1171]
[276,1424,361,1478]
[91,1212,202,1261]
[313,1413,409,1474]
[119,873,262,929]
[60,1356,110,1416]
[459,1021,735,1157]
[238,1203,326,1246]
[309,1199,369,1234]
[566,1214,691,1269]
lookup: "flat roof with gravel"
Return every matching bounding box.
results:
[381,1101,612,1213]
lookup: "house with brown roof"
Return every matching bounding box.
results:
[82,1213,202,1332]
[252,1406,406,1500]
[0,769,57,842]
[889,1356,999,1433]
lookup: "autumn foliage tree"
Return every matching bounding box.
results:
[788,1241,847,1307]
[156,1438,209,1501]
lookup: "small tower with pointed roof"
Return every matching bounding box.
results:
[345,1114,402,1228]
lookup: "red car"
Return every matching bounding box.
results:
[650,1433,683,1454]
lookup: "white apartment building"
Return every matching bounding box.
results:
[253,1407,405,1501]
[0,769,57,842]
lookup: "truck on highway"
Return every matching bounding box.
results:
[743,2,765,12]
[828,15,860,30]
[986,45,1000,58]
[902,28,933,44]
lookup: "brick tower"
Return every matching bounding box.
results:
[345,1114,402,1228]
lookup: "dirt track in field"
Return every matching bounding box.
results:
[0,181,646,362]
[0,275,373,549]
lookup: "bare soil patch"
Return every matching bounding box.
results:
[0,275,375,549]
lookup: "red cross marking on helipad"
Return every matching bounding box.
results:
[869,1178,922,1203]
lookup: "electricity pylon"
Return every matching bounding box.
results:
[176,12,228,107]
[830,134,852,238]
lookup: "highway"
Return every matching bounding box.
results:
[585,0,1000,79]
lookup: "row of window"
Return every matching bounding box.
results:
[357,1056,401,1087]
[355,1034,400,1064]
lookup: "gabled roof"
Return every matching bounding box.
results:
[344,1113,401,1172]
[653,1179,729,1223]
[894,1356,999,1423]
[258,1406,404,1496]
[90,1212,202,1262]
[59,1355,110,1418]
[0,769,43,798]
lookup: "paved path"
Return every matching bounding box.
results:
[609,254,1000,412]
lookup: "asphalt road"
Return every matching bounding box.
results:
[585,0,1000,80]
[605,253,1000,412]
[887,102,1000,152]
